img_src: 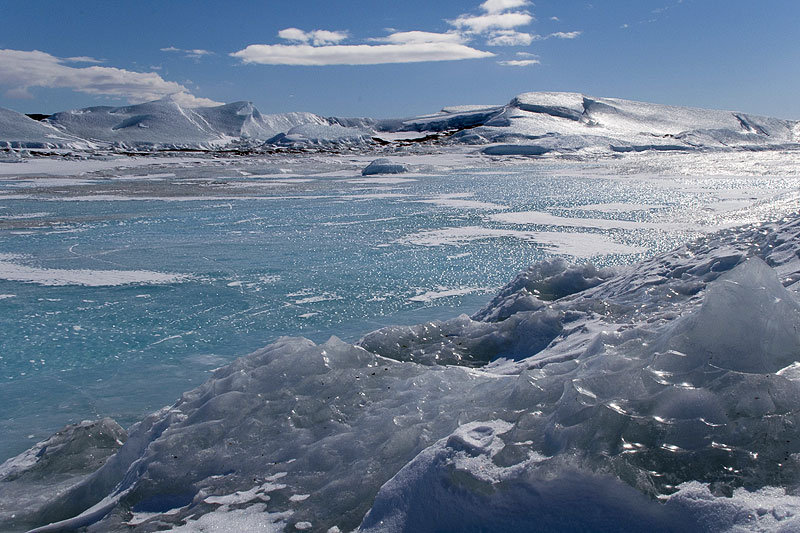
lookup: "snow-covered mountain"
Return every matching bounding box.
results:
[1,92,798,154]
[41,97,333,150]
[403,92,800,154]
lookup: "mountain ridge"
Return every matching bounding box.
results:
[1,91,798,155]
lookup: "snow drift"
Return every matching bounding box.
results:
[3,212,799,532]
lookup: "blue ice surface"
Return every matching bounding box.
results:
[0,162,786,460]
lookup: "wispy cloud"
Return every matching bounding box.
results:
[0,49,220,107]
[620,0,685,29]
[63,56,104,64]
[487,29,581,46]
[231,42,493,66]
[548,31,581,39]
[486,30,535,46]
[161,46,215,59]
[498,58,540,67]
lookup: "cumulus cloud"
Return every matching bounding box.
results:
[278,28,348,46]
[486,30,534,46]
[449,12,534,33]
[231,42,494,66]
[277,28,309,42]
[480,0,531,14]
[0,49,220,107]
[498,59,540,67]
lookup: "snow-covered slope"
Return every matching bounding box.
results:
[5,212,800,532]
[0,107,90,150]
[195,102,328,140]
[442,92,800,154]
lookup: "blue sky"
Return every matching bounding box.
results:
[1,0,799,119]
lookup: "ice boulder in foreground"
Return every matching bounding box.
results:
[10,214,800,532]
[360,421,691,532]
[362,419,800,533]
[0,419,125,531]
[361,158,410,176]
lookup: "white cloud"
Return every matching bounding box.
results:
[0,49,220,107]
[487,30,581,46]
[309,30,348,46]
[231,42,494,66]
[64,56,104,64]
[498,59,540,67]
[234,3,575,68]
[379,31,465,45]
[277,28,348,46]
[549,31,581,39]
[550,16,560,21]
[450,12,534,33]
[486,30,534,46]
[277,28,309,42]
[480,0,531,14]
[161,46,214,59]
[187,49,214,58]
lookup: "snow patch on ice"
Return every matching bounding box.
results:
[396,226,644,257]
[408,286,491,303]
[0,253,191,286]
[416,193,507,210]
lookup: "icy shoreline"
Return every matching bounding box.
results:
[1,210,799,532]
